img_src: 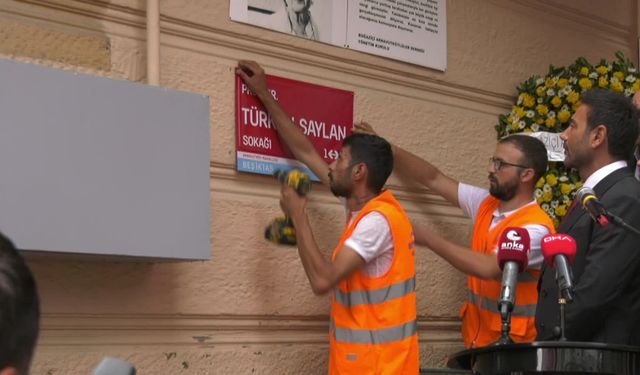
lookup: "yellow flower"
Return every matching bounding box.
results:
[545,117,557,128]
[542,190,553,202]
[557,78,569,88]
[535,177,545,188]
[596,65,608,75]
[567,91,580,103]
[555,204,567,217]
[572,102,581,111]
[546,174,558,186]
[611,81,624,92]
[576,181,583,189]
[551,96,562,108]
[598,76,609,88]
[580,67,589,76]
[558,110,571,123]
[510,121,520,131]
[632,81,640,92]
[522,94,535,108]
[613,71,625,80]
[536,104,549,115]
[513,105,526,118]
[545,78,555,88]
[579,78,593,90]
[560,183,572,195]
[536,86,546,97]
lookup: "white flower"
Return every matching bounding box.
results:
[611,76,620,84]
[535,189,543,198]
[569,77,578,84]
[517,96,523,105]
[630,67,636,73]
[561,104,570,111]
[547,111,556,119]
[552,76,559,83]
[519,120,526,129]
[589,72,598,79]
[543,184,552,192]
[626,75,636,83]
[559,176,569,182]
[546,88,556,96]
[542,203,550,211]
[537,97,544,103]
[625,88,633,96]
[532,123,540,132]
[526,110,535,118]
[551,200,559,208]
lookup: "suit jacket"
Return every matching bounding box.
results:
[535,168,640,344]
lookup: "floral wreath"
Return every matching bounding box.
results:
[495,52,640,228]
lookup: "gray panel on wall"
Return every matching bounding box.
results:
[0,59,210,260]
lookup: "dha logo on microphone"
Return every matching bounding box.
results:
[501,230,525,251]
[542,234,572,242]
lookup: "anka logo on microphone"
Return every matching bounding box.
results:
[501,229,525,251]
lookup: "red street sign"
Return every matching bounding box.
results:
[235,74,353,180]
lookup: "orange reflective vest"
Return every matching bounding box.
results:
[329,190,419,375]
[461,196,554,348]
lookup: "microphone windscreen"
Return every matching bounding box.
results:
[541,233,577,267]
[497,227,531,271]
[576,186,596,205]
[92,357,136,375]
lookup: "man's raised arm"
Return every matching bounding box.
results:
[354,122,459,205]
[236,60,330,185]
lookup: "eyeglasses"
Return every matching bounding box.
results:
[489,157,529,171]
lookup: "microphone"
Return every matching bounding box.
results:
[576,187,609,227]
[92,357,136,375]
[541,233,577,302]
[496,227,531,316]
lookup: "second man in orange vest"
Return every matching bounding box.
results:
[355,122,554,348]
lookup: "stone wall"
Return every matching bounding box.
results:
[0,0,636,373]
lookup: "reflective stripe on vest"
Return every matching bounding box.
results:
[467,290,536,317]
[331,319,417,344]
[334,277,415,307]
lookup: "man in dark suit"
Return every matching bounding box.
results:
[535,89,640,344]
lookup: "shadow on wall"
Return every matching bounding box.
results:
[26,256,181,315]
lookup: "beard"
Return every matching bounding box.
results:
[489,175,518,201]
[330,181,351,198]
[563,136,593,171]
[329,172,352,198]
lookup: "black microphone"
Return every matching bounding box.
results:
[576,187,609,227]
